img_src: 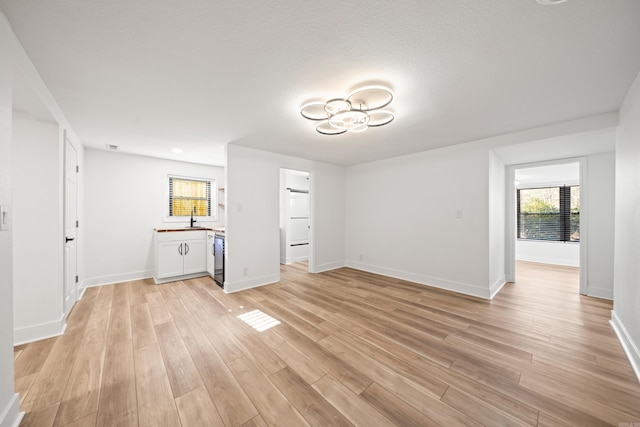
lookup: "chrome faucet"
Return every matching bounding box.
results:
[190,206,197,227]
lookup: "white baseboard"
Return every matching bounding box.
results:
[153,272,208,285]
[13,314,66,346]
[83,270,153,288]
[313,260,345,273]
[489,275,507,299]
[586,286,613,300]
[78,283,87,300]
[0,393,23,427]
[345,260,492,299]
[516,255,579,267]
[281,257,310,266]
[610,310,640,384]
[225,273,280,294]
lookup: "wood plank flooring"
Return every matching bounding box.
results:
[14,261,640,426]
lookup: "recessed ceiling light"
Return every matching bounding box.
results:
[105,144,118,150]
[536,0,568,4]
[172,148,184,154]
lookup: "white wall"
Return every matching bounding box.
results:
[516,241,580,267]
[612,70,640,382]
[225,144,345,293]
[488,150,506,297]
[345,141,493,298]
[345,121,617,300]
[12,114,65,344]
[585,151,615,299]
[84,149,224,288]
[0,12,21,427]
[0,11,85,423]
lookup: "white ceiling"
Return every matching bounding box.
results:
[2,0,639,166]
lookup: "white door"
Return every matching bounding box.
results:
[64,136,78,318]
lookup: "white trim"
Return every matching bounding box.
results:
[281,256,309,265]
[307,171,316,274]
[224,274,280,294]
[153,272,208,284]
[346,260,492,299]
[489,276,507,299]
[578,157,588,295]
[313,260,345,273]
[506,165,517,283]
[78,282,87,300]
[83,270,153,288]
[610,310,640,384]
[13,314,66,346]
[0,393,23,427]
[586,287,613,300]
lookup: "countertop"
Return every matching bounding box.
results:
[155,227,225,233]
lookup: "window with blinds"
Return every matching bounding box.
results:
[168,176,213,217]
[517,186,579,242]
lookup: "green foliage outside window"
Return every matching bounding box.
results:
[518,186,579,242]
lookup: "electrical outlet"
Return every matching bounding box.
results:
[455,210,463,219]
[359,254,363,261]
[243,267,249,277]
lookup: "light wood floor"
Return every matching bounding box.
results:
[14,261,640,426]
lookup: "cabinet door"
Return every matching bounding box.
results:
[206,235,215,276]
[157,240,184,279]
[183,238,207,275]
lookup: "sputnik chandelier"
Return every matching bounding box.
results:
[300,87,394,135]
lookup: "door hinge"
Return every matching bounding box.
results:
[76,165,79,173]
[75,275,79,283]
[76,220,79,228]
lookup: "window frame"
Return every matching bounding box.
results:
[516,184,580,243]
[163,173,217,223]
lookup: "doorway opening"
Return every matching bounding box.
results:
[279,168,312,272]
[506,158,586,294]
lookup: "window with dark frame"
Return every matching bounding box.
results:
[168,176,212,217]
[517,185,580,242]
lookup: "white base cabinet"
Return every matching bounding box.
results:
[154,230,207,283]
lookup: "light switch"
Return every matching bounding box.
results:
[0,205,8,231]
